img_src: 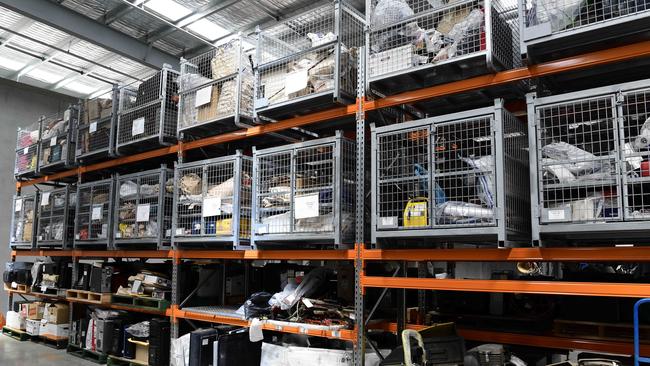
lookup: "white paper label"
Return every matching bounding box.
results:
[302,298,314,308]
[41,192,51,206]
[23,147,29,155]
[40,286,47,292]
[202,197,222,217]
[132,117,145,136]
[50,136,57,147]
[548,209,565,220]
[257,225,268,234]
[294,193,319,219]
[175,228,184,236]
[14,199,22,212]
[380,216,397,227]
[131,280,142,293]
[194,85,213,108]
[285,70,309,95]
[136,204,151,222]
[92,204,103,220]
[11,282,17,289]
[202,339,209,346]
[64,109,70,122]
[89,121,97,134]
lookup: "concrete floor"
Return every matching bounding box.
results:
[0,334,97,366]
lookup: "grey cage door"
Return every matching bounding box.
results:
[75,181,112,243]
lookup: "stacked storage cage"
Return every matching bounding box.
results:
[367,0,517,96]
[519,0,650,61]
[76,87,119,164]
[254,1,365,120]
[371,100,530,248]
[172,152,252,250]
[116,66,179,154]
[178,36,255,139]
[74,177,115,248]
[38,105,78,174]
[113,166,174,249]
[36,186,76,249]
[251,132,356,248]
[15,120,41,178]
[529,78,650,245]
[10,193,38,249]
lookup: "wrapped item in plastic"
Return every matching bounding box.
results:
[433,8,484,62]
[268,281,298,309]
[211,40,239,79]
[126,321,150,338]
[525,0,583,31]
[216,80,237,116]
[308,32,337,47]
[462,155,495,208]
[542,141,607,175]
[179,173,202,195]
[243,291,273,319]
[120,181,138,198]
[93,308,123,320]
[543,158,577,183]
[371,0,414,28]
[280,267,334,310]
[171,333,191,366]
[436,201,494,224]
[633,117,650,151]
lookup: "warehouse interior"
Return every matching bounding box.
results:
[2,0,650,365]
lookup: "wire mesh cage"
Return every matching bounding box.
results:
[367,0,517,95]
[178,36,255,139]
[519,0,650,61]
[172,152,253,249]
[116,66,179,154]
[371,100,530,248]
[76,87,119,164]
[254,1,365,120]
[38,105,78,174]
[113,166,174,249]
[251,132,356,248]
[36,186,76,249]
[529,78,650,245]
[74,177,114,248]
[10,193,38,249]
[15,120,41,178]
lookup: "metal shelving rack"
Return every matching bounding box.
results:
[6,40,650,366]
[37,105,78,174]
[75,86,119,164]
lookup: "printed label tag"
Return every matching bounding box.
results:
[91,204,103,220]
[202,197,222,217]
[195,85,212,108]
[41,192,50,206]
[14,199,22,212]
[89,121,97,134]
[547,209,565,221]
[294,193,319,219]
[136,204,150,222]
[132,117,145,136]
[50,136,57,147]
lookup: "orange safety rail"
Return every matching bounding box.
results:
[362,247,650,262]
[11,250,74,257]
[362,277,650,297]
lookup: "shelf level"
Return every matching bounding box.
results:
[10,249,354,260]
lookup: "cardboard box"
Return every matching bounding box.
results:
[45,303,69,324]
[25,319,40,336]
[39,322,69,338]
[128,338,149,364]
[6,311,26,330]
[85,99,102,123]
[21,302,44,320]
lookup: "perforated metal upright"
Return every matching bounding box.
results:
[519,0,650,62]
[254,0,365,121]
[366,0,518,96]
[74,177,115,248]
[172,151,253,249]
[76,86,119,164]
[251,132,357,248]
[116,65,179,155]
[354,46,366,366]
[10,192,38,250]
[36,186,76,249]
[529,78,650,245]
[15,120,41,179]
[38,105,78,174]
[178,36,255,139]
[371,100,530,248]
[113,166,174,249]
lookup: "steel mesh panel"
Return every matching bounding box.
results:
[36,187,76,247]
[75,179,113,246]
[535,96,621,224]
[621,88,650,221]
[523,0,650,34]
[178,38,254,136]
[502,110,531,235]
[115,168,173,246]
[239,158,253,239]
[15,121,40,177]
[117,69,179,151]
[39,107,77,171]
[340,137,357,240]
[76,89,118,162]
[255,151,292,234]
[10,194,37,248]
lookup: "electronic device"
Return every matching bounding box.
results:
[189,328,220,366]
[149,318,170,366]
[90,265,113,293]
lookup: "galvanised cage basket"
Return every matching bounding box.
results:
[15,120,41,179]
[76,87,119,164]
[74,177,115,248]
[38,105,78,174]
[36,186,76,249]
[10,193,38,249]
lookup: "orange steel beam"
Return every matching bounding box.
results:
[366,40,650,111]
[71,250,172,259]
[362,247,650,262]
[176,249,355,260]
[11,250,74,257]
[362,276,650,297]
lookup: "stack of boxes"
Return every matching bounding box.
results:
[5,301,69,338]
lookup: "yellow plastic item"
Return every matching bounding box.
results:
[403,197,428,227]
[215,218,250,236]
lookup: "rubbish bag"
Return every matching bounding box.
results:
[244,292,273,319]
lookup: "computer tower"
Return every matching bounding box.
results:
[189,328,220,366]
[97,319,123,354]
[149,318,170,366]
[89,265,113,293]
[75,263,91,290]
[111,323,125,356]
[214,330,262,366]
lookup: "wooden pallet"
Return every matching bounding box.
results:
[3,283,31,294]
[66,289,111,304]
[67,343,108,364]
[107,355,148,366]
[31,286,66,296]
[2,326,32,341]
[553,319,650,342]
[111,294,170,312]
[31,333,68,349]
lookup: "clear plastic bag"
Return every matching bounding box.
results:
[542,141,606,175]
[126,321,150,338]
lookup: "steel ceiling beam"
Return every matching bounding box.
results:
[12,36,80,81]
[0,0,179,70]
[50,52,121,92]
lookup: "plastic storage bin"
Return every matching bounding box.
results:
[36,186,76,249]
[172,152,252,249]
[38,105,78,174]
[113,167,174,249]
[10,193,38,249]
[76,87,119,164]
[15,121,41,178]
[254,1,365,121]
[371,100,530,248]
[178,36,255,139]
[74,177,114,248]
[529,78,650,245]
[116,66,179,155]
[251,132,356,248]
